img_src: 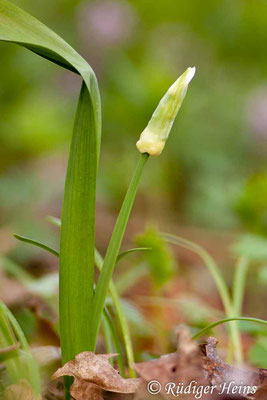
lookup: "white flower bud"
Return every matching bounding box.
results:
[136,67,196,156]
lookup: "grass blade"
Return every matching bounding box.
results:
[192,316,267,340]
[161,232,243,365]
[0,310,23,385]
[0,301,41,394]
[116,247,151,264]
[13,234,59,257]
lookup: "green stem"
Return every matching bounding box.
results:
[161,233,243,365]
[192,316,267,340]
[95,249,135,377]
[92,153,149,350]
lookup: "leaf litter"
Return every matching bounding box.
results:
[51,326,267,400]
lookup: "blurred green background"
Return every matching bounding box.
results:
[1,0,267,366]
[1,0,267,234]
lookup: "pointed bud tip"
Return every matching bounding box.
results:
[136,66,196,156]
[185,66,196,83]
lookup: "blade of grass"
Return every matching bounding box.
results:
[13,234,59,257]
[192,316,267,340]
[116,248,151,264]
[0,310,23,385]
[0,301,41,394]
[161,232,243,365]
[92,153,149,351]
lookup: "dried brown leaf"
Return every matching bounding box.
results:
[134,326,209,399]
[133,326,267,399]
[254,384,267,400]
[53,352,140,400]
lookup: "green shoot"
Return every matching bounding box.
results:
[161,232,243,365]
[193,317,267,340]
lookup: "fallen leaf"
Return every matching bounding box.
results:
[53,352,140,400]
[254,384,267,400]
[133,326,267,399]
[134,325,209,399]
[52,327,267,400]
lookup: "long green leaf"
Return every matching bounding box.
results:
[0,0,102,377]
[60,83,97,362]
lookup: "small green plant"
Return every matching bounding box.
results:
[1,1,267,399]
[0,0,194,397]
[0,300,40,395]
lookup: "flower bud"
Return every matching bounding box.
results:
[136,67,196,156]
